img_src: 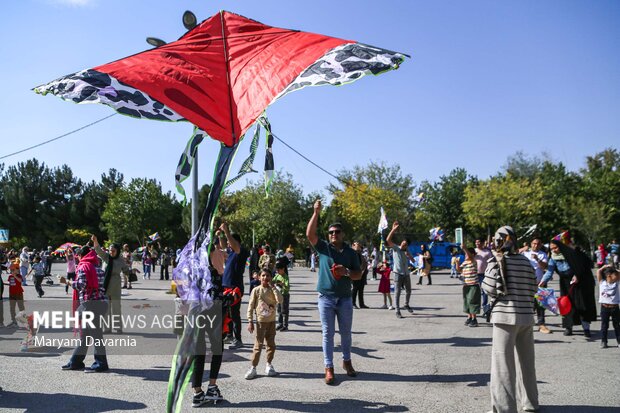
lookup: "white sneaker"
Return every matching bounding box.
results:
[265,364,277,377]
[244,366,257,380]
[388,306,394,310]
[379,304,388,309]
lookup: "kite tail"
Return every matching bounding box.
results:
[194,143,240,249]
[166,305,204,413]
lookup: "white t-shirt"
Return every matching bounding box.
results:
[522,250,548,283]
[599,280,619,305]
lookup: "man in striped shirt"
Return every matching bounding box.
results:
[482,226,539,413]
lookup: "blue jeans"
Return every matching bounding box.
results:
[478,274,488,307]
[318,294,353,368]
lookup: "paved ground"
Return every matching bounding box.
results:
[1,263,619,413]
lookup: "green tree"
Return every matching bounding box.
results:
[580,148,620,239]
[218,172,306,249]
[566,197,612,253]
[330,182,406,244]
[328,161,415,243]
[462,174,545,236]
[102,178,182,245]
[414,168,477,239]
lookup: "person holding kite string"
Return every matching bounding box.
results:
[385,221,414,318]
[306,199,362,385]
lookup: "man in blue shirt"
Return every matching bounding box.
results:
[219,222,250,349]
[306,199,362,385]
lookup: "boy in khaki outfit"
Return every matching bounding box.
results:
[245,269,283,379]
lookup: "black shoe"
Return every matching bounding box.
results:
[228,340,243,349]
[61,362,85,371]
[464,318,472,326]
[563,328,573,336]
[280,326,288,331]
[360,305,370,309]
[353,305,359,309]
[584,329,592,338]
[600,341,608,349]
[396,311,403,319]
[84,362,109,373]
[192,391,208,407]
[415,282,422,285]
[404,305,413,314]
[205,384,223,401]
[276,324,284,331]
[469,319,479,327]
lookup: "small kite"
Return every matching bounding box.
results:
[553,230,571,245]
[34,10,408,413]
[429,227,444,242]
[535,287,559,315]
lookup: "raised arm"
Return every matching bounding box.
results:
[91,234,109,264]
[306,199,321,246]
[220,222,240,254]
[596,265,611,283]
[385,221,399,248]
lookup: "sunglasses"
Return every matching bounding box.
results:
[328,230,342,235]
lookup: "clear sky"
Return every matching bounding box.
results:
[1,0,618,200]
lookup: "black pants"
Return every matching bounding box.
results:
[418,273,432,285]
[227,301,242,342]
[600,305,620,344]
[71,300,108,366]
[277,294,290,327]
[160,265,169,280]
[34,276,45,297]
[192,306,224,387]
[352,280,366,307]
[65,272,75,293]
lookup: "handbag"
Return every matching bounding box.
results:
[558,285,575,316]
[129,270,138,283]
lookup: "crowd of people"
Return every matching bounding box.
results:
[1,213,618,412]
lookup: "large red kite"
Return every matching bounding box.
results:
[35,10,407,147]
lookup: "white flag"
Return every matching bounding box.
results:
[377,207,388,233]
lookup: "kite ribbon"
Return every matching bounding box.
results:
[175,127,206,204]
[259,117,275,197]
[224,122,260,188]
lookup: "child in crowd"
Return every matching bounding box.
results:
[273,262,290,331]
[377,261,394,310]
[245,269,283,380]
[450,252,459,278]
[249,271,261,293]
[456,245,480,327]
[28,256,46,298]
[65,248,77,294]
[6,257,25,327]
[143,251,152,280]
[596,265,620,348]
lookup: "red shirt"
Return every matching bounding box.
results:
[8,273,23,296]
